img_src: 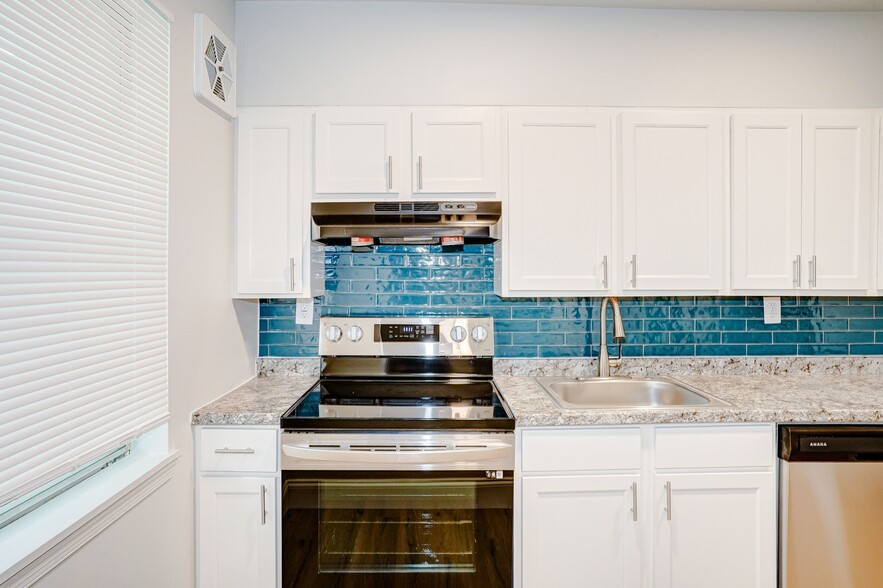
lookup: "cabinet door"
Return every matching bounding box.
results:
[411,108,498,194]
[652,472,776,588]
[314,108,401,194]
[802,113,872,291]
[199,476,276,588]
[522,474,641,588]
[505,110,612,294]
[621,112,724,292]
[235,108,305,296]
[731,113,803,290]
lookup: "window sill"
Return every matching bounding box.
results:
[0,426,179,587]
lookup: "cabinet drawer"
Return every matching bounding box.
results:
[654,425,774,470]
[522,428,642,473]
[200,428,278,473]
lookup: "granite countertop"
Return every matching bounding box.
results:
[191,359,883,427]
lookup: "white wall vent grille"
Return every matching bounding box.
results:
[194,13,235,118]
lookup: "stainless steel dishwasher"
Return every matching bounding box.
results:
[779,425,883,588]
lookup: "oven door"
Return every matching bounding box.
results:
[280,469,513,588]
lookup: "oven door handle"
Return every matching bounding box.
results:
[282,443,512,464]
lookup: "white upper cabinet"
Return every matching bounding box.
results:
[503,110,612,295]
[802,113,872,291]
[731,111,873,292]
[235,107,323,298]
[620,111,725,292]
[314,108,403,195]
[411,108,498,194]
[731,113,803,290]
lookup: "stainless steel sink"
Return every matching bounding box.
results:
[535,376,730,409]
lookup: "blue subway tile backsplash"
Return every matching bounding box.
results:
[259,245,883,358]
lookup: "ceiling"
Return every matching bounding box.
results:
[235,0,883,11]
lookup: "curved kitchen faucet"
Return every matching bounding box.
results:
[598,297,626,377]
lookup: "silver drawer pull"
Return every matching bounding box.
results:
[664,481,672,521]
[214,447,256,454]
[260,484,268,525]
[631,482,638,522]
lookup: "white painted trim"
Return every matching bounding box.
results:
[0,426,179,587]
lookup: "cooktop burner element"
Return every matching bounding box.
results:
[280,317,514,431]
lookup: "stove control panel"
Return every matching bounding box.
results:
[319,316,494,357]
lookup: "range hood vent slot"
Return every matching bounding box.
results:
[373,202,440,213]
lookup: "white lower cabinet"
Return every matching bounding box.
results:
[199,476,277,588]
[519,425,776,588]
[196,427,279,588]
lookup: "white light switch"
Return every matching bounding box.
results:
[763,297,781,324]
[295,298,314,325]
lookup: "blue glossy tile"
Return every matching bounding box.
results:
[695,297,748,306]
[670,331,721,344]
[624,332,669,345]
[457,307,512,319]
[850,344,883,354]
[324,280,349,292]
[670,306,721,319]
[513,308,558,319]
[799,344,849,355]
[645,319,694,332]
[266,345,319,357]
[376,294,430,306]
[404,280,460,293]
[746,319,798,331]
[696,319,746,331]
[781,305,822,318]
[351,254,406,266]
[539,345,591,358]
[846,297,883,305]
[349,280,403,293]
[643,345,695,356]
[406,255,460,267]
[774,331,823,344]
[824,331,875,344]
[376,268,430,280]
[495,345,539,358]
[824,306,874,318]
[348,306,404,316]
[460,255,495,267]
[848,318,883,331]
[538,320,594,332]
[431,268,484,281]
[264,318,297,331]
[513,332,566,346]
[260,332,297,345]
[721,306,764,318]
[329,266,376,280]
[296,332,319,344]
[622,306,668,319]
[798,318,849,331]
[408,307,460,316]
[747,345,797,356]
[722,332,772,344]
[260,304,295,317]
[495,320,538,333]
[431,294,485,306]
[621,345,644,357]
[459,281,494,293]
[696,344,747,356]
[495,333,512,345]
[324,292,376,306]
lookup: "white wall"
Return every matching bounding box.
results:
[236,1,883,107]
[34,1,257,586]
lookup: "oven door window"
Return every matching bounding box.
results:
[281,471,512,588]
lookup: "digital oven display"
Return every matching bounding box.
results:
[376,324,440,342]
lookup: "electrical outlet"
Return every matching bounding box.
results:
[763,297,781,325]
[295,298,314,325]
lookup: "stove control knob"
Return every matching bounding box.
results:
[347,325,363,342]
[325,325,342,342]
[450,325,468,343]
[471,326,488,343]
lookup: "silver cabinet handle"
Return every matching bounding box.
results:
[809,255,817,288]
[793,254,801,287]
[214,447,255,454]
[418,155,424,190]
[602,255,609,289]
[664,481,672,521]
[260,484,267,525]
[387,155,393,190]
[631,482,638,522]
[289,258,297,292]
[630,254,637,288]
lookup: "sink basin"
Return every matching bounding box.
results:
[535,376,730,409]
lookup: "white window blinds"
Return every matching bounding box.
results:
[0,0,170,508]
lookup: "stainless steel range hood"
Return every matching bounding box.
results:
[311,201,501,246]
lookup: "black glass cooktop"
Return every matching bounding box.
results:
[281,378,515,431]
